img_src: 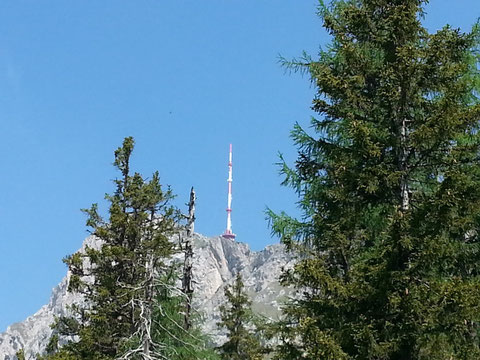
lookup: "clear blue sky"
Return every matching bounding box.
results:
[0,0,478,332]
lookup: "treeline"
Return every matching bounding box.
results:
[19,0,480,359]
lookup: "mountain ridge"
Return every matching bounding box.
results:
[0,233,293,359]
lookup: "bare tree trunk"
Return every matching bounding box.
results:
[396,80,410,213]
[400,117,410,212]
[142,253,154,358]
[140,209,156,359]
[182,187,196,330]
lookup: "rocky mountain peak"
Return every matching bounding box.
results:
[0,234,293,359]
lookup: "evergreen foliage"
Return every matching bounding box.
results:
[217,273,265,360]
[270,0,480,359]
[148,268,220,360]
[16,349,25,360]
[42,137,215,360]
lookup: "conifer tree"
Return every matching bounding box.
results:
[50,137,180,359]
[270,0,480,359]
[148,267,220,360]
[217,273,265,360]
[42,137,219,360]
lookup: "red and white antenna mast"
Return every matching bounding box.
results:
[222,144,236,239]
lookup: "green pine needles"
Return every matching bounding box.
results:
[217,273,266,360]
[13,2,480,359]
[270,0,480,359]
[43,137,217,360]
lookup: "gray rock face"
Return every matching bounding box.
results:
[0,234,293,359]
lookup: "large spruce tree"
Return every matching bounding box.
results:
[42,137,217,360]
[50,137,181,359]
[270,0,480,359]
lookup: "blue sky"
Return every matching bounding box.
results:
[0,0,478,332]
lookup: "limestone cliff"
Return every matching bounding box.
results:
[0,234,293,359]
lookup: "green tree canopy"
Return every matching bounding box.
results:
[39,138,219,360]
[63,137,180,358]
[270,0,480,359]
[217,273,265,360]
